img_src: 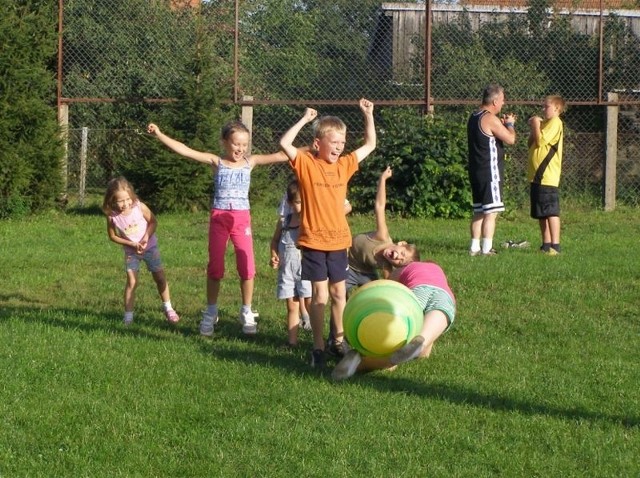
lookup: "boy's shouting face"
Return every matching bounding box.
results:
[313,129,346,164]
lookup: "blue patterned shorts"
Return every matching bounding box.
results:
[124,246,163,273]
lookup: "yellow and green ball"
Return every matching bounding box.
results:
[343,279,424,357]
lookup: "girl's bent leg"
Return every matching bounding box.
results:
[390,309,448,365]
[206,277,221,305]
[123,270,138,325]
[152,269,169,302]
[124,270,138,312]
[240,278,254,307]
[419,309,449,356]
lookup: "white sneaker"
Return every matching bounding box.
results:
[331,350,362,381]
[200,311,219,337]
[239,309,257,335]
[299,315,312,331]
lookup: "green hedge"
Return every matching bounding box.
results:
[350,108,471,219]
[0,1,63,218]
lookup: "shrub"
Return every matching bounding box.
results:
[350,108,471,219]
[0,1,63,218]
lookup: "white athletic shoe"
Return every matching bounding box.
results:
[200,311,219,337]
[239,309,257,335]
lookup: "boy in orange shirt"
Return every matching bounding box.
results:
[280,98,376,369]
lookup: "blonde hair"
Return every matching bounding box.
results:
[546,95,566,114]
[405,244,420,263]
[312,115,346,140]
[221,121,250,141]
[102,177,138,215]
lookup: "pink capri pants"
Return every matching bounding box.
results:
[207,209,255,280]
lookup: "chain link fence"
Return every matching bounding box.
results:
[59,0,640,209]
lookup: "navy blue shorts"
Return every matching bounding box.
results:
[301,248,348,283]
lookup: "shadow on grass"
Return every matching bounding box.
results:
[0,301,318,373]
[207,342,640,430]
[66,204,104,216]
[2,303,637,430]
[0,302,200,341]
[364,375,639,430]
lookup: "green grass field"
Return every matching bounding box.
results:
[1,204,638,477]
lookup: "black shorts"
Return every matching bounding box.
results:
[530,183,560,219]
[301,248,348,283]
[471,180,505,214]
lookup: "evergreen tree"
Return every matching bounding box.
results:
[115,7,229,213]
[0,0,63,217]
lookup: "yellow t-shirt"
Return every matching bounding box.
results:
[527,116,564,187]
[290,150,359,251]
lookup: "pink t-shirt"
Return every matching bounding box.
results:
[110,201,157,254]
[396,262,455,302]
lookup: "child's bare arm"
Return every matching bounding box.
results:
[147,123,220,166]
[106,218,135,249]
[280,108,318,160]
[354,98,376,163]
[269,218,283,269]
[251,150,290,167]
[343,199,352,216]
[138,202,157,252]
[372,166,392,242]
[527,116,542,148]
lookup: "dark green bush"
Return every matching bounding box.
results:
[350,108,471,219]
[0,1,63,218]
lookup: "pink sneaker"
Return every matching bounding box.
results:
[164,309,180,324]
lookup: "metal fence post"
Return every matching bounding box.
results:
[241,95,254,156]
[79,126,89,207]
[58,103,69,195]
[604,92,618,211]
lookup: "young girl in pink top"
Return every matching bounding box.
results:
[332,259,456,381]
[103,177,179,326]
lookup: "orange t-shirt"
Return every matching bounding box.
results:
[290,150,359,251]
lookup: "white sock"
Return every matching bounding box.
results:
[163,301,173,311]
[206,304,217,316]
[470,238,481,252]
[481,238,493,254]
[241,304,251,314]
[124,311,134,321]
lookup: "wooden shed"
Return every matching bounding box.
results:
[371,2,640,82]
